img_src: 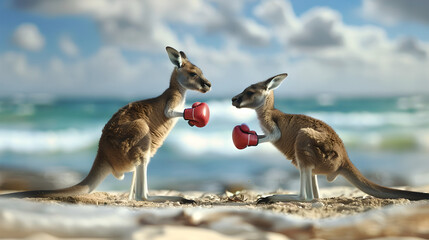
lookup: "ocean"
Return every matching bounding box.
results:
[0,95,428,193]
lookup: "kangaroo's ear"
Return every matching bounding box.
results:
[166,46,183,68]
[179,51,188,60]
[265,73,288,91]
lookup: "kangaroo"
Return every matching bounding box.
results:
[231,73,429,203]
[2,46,211,203]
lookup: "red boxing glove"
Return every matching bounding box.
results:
[232,124,259,150]
[183,102,210,128]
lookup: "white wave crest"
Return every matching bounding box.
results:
[308,111,429,128]
[166,129,279,158]
[2,99,428,155]
[201,99,256,123]
[202,100,429,129]
[0,127,101,153]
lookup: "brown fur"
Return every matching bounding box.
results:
[256,92,344,176]
[2,47,210,199]
[233,74,429,200]
[99,70,185,178]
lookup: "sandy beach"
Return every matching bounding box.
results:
[18,188,411,218]
[1,186,429,239]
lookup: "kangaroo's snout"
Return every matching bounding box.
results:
[232,95,242,108]
[200,78,211,93]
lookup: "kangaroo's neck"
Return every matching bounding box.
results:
[256,91,277,133]
[163,68,187,107]
[169,68,187,97]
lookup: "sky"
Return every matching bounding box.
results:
[0,0,428,99]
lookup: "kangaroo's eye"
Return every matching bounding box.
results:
[246,92,254,97]
[189,72,197,77]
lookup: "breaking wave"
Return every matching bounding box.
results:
[1,99,428,155]
[0,127,101,154]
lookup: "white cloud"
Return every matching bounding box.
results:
[362,0,429,25]
[13,0,181,51]
[396,37,427,60]
[203,1,270,47]
[254,0,297,29]
[0,52,39,80]
[288,8,344,50]
[256,4,347,52]
[180,37,270,93]
[5,0,429,98]
[0,46,175,97]
[59,36,79,57]
[252,1,429,96]
[206,16,270,46]
[12,23,45,51]
[12,0,113,16]
[12,0,271,49]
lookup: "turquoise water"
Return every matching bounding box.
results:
[0,95,428,192]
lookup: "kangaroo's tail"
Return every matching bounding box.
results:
[340,159,429,201]
[1,154,111,198]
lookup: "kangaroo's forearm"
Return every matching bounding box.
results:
[164,100,184,118]
[258,127,281,144]
[164,109,184,118]
[258,135,278,143]
[258,135,269,143]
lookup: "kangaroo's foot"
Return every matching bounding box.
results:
[256,194,315,204]
[133,195,195,204]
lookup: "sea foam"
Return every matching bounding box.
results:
[0,127,101,153]
[1,99,428,155]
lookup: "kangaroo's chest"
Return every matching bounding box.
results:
[272,129,298,164]
[148,99,184,154]
[260,113,298,164]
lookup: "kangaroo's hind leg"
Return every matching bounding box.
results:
[135,152,150,201]
[133,154,195,204]
[257,129,328,204]
[126,123,194,203]
[129,170,136,200]
[257,165,315,204]
[312,175,319,199]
